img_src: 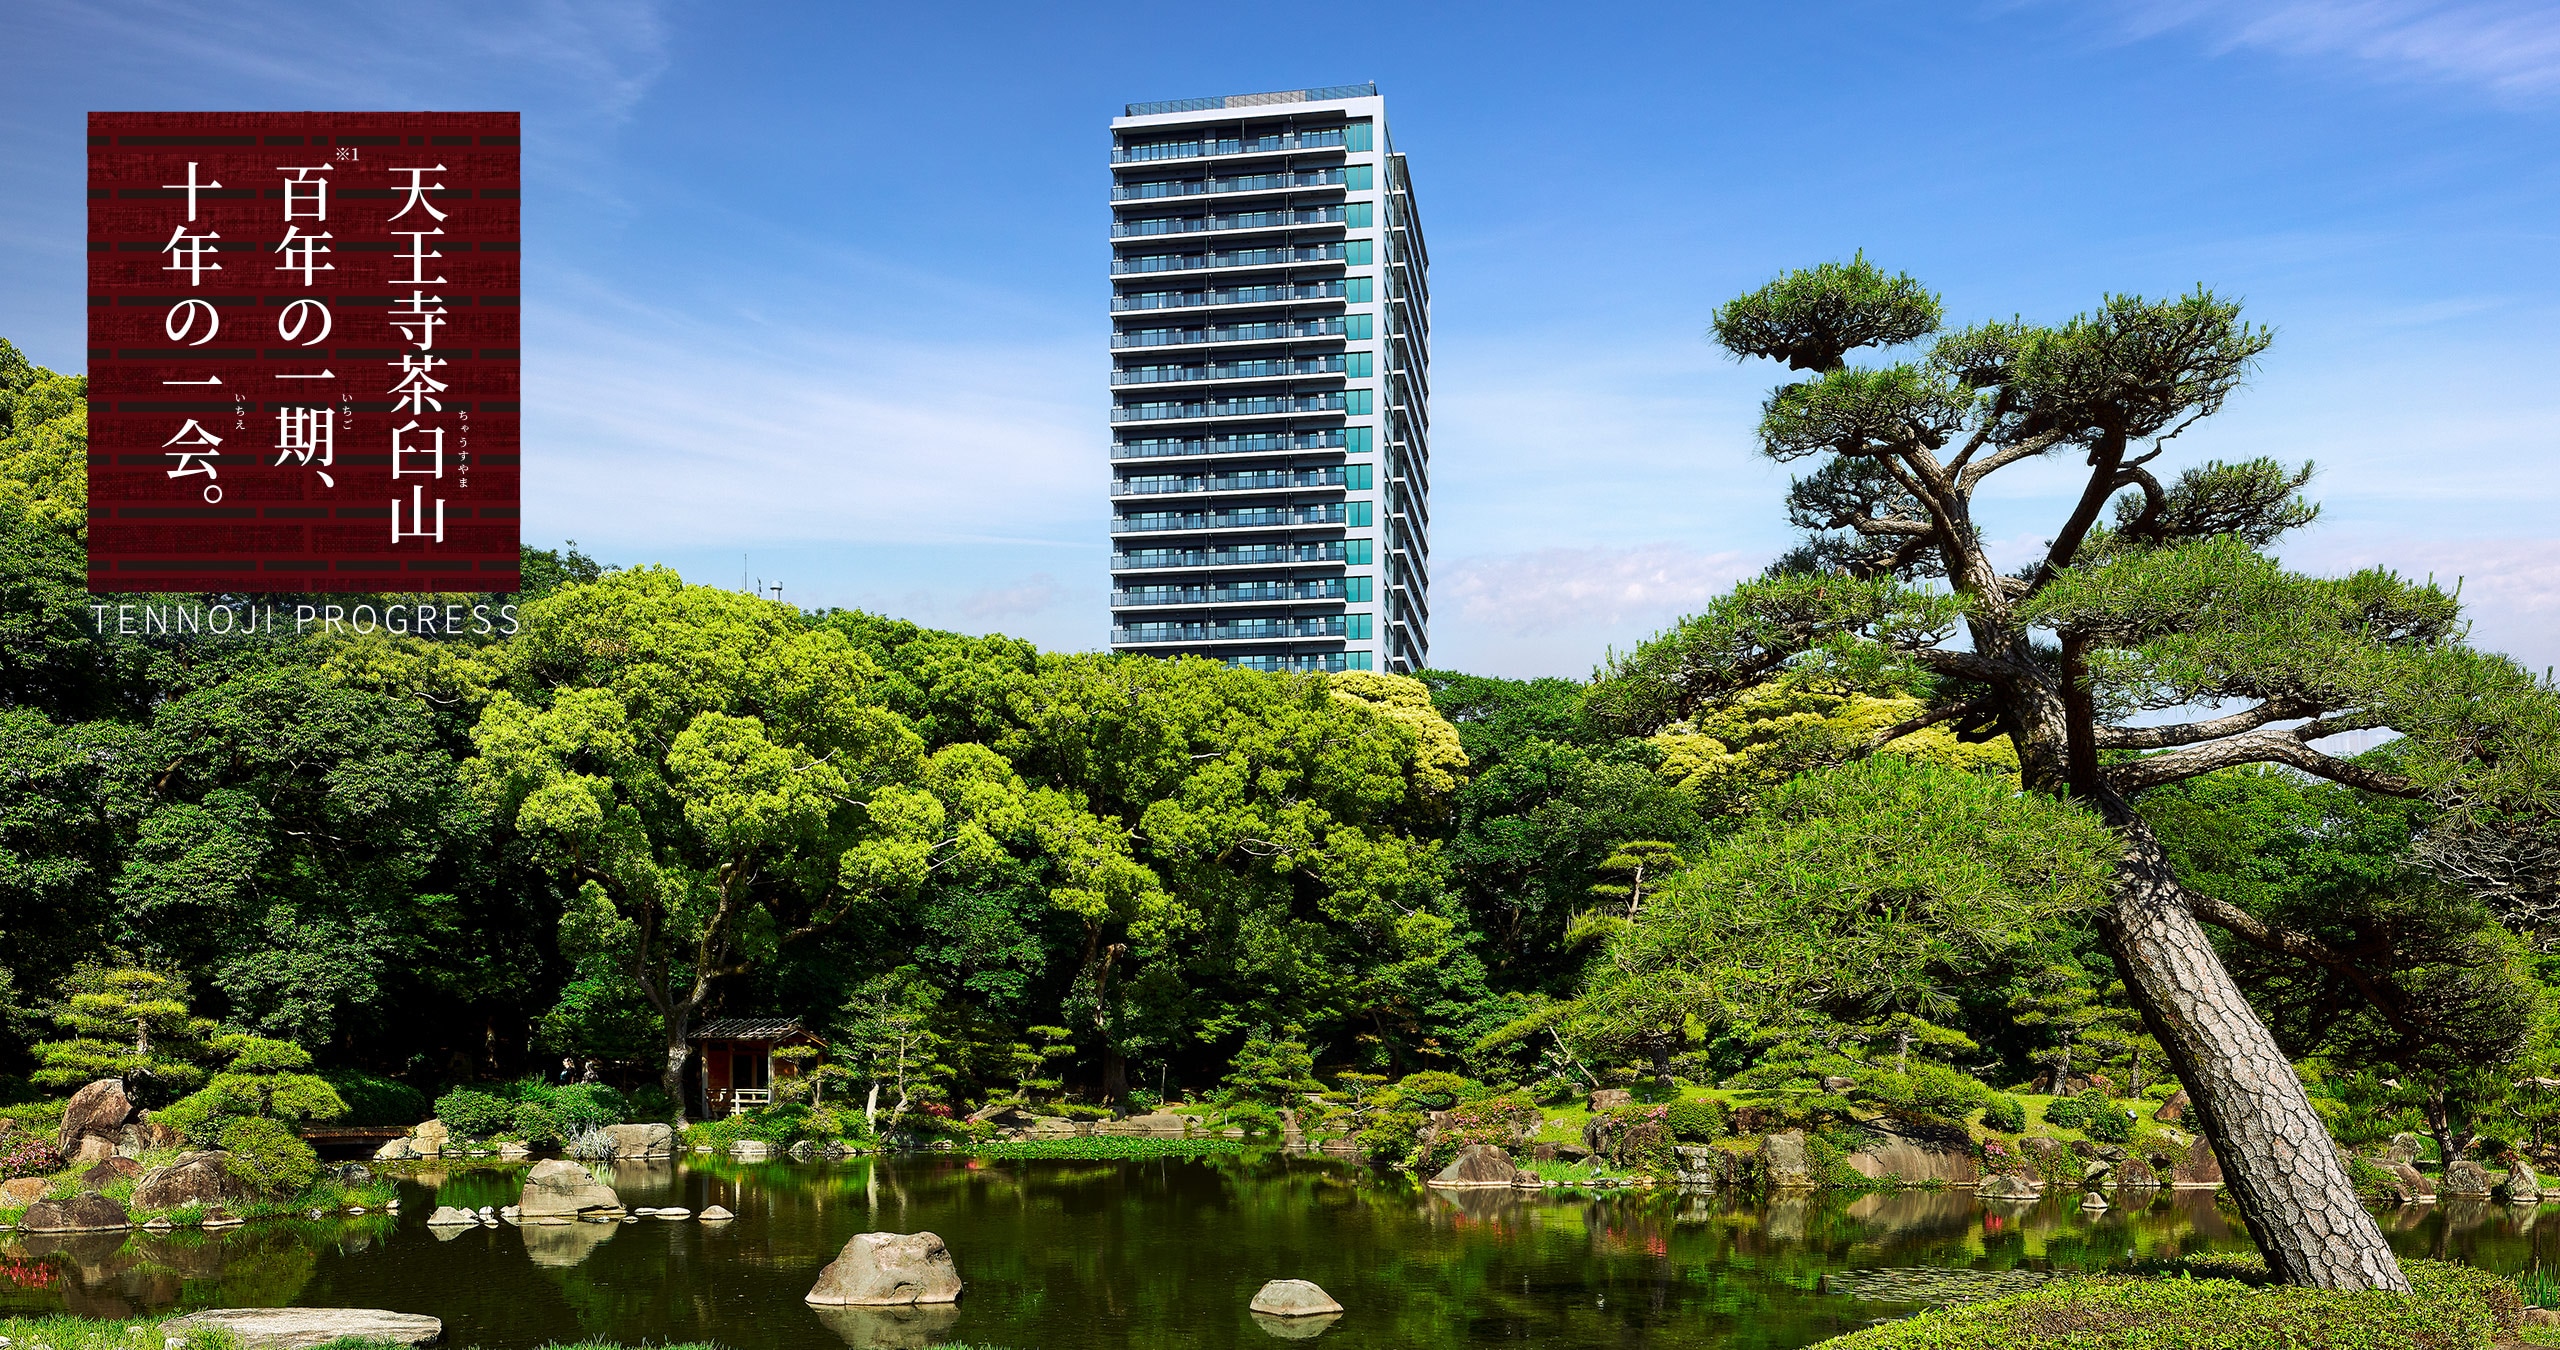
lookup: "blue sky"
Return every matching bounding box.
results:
[6,0,2556,676]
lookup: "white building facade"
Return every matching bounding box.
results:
[1107,84,1431,673]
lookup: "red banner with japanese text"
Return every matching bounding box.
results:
[87,111,520,593]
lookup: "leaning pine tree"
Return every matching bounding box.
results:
[1589,258,2560,1290]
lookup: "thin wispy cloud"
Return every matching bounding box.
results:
[2118,1,2560,100]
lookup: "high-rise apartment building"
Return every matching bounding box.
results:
[1107,84,1430,674]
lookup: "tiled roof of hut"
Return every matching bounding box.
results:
[691,1018,811,1041]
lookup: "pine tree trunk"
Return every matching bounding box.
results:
[2098,814,2406,1291]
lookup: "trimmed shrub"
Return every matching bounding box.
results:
[510,1100,563,1144]
[1593,1104,1676,1172]
[1665,1098,1727,1142]
[1811,1259,2513,1349]
[217,1116,320,1196]
[1390,1071,1482,1111]
[432,1088,512,1140]
[2041,1094,2090,1131]
[2077,1090,2132,1143]
[549,1083,624,1132]
[1981,1094,2026,1133]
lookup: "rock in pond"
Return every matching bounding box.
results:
[518,1158,622,1219]
[700,1204,735,1221]
[1429,1144,1520,1188]
[805,1231,964,1306]
[1759,1130,1813,1189]
[1843,1119,1978,1188]
[653,1206,692,1219]
[427,1206,480,1226]
[374,1137,419,1161]
[2170,1137,2223,1188]
[2502,1158,2545,1204]
[606,1122,676,1157]
[2387,1161,2436,1203]
[165,1309,441,1350]
[1249,1279,1345,1317]
[134,1151,253,1210]
[408,1118,450,1154]
[1976,1173,2039,1202]
[2445,1159,2494,1197]
[19,1191,130,1232]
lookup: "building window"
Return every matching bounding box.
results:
[1345,240,1373,266]
[1344,277,1374,303]
[1345,202,1374,228]
[1344,427,1373,453]
[1344,464,1373,490]
[1346,502,1373,527]
[1346,121,1373,152]
[1346,651,1373,671]
[1345,352,1373,378]
[1345,539,1374,565]
[1345,165,1374,190]
[1344,390,1373,415]
[1346,614,1373,640]
[1345,576,1373,602]
[1344,313,1373,339]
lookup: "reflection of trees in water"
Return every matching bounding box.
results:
[1,1221,331,1318]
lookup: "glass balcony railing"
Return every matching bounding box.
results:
[1114,504,1347,534]
[1114,616,1349,644]
[1112,168,1344,202]
[1114,578,1349,606]
[1113,280,1346,313]
[1112,128,1348,164]
[1112,429,1348,460]
[1113,243,1346,275]
[1113,541,1348,570]
[1113,392,1345,423]
[1114,205,1348,238]
[1225,651,1368,672]
[1113,317,1348,349]
[1115,468,1348,496]
[1113,356,1347,385]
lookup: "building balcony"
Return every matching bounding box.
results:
[1113,578,1348,607]
[1113,317,1349,350]
[1113,205,1347,239]
[1115,467,1349,497]
[1112,243,1347,275]
[1112,355,1352,386]
[1221,651,1369,673]
[1112,280,1346,313]
[1114,504,1346,534]
[1114,616,1349,644]
[1112,541,1347,571]
[1112,127,1348,164]
[1112,428,1350,460]
[1111,168,1344,202]
[1112,392,1347,423]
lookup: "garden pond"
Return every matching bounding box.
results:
[0,1153,2549,1349]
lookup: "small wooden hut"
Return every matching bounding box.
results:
[689,1017,826,1118]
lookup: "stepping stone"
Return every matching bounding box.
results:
[162,1309,442,1349]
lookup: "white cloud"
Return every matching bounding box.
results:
[2291,535,2560,673]
[1429,542,1765,677]
[2116,0,2560,100]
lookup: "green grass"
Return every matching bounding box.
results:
[1810,1260,2515,1349]
[1517,1156,1614,1185]
[965,1136,1244,1161]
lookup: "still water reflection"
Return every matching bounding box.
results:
[1,1155,2545,1350]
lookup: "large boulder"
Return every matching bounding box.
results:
[20,1191,131,1232]
[374,1137,419,1161]
[2387,1161,2436,1204]
[604,1123,675,1157]
[1429,1144,1520,1188]
[2113,1157,2163,1190]
[2383,1133,2424,1168]
[132,1151,253,1210]
[2170,1137,2223,1188]
[2444,1159,2494,1197]
[1,1176,48,1206]
[427,1206,479,1226]
[2502,1158,2545,1204]
[1587,1088,1634,1112]
[163,1308,441,1349]
[2151,1090,2189,1124]
[1249,1279,1344,1317]
[57,1079,138,1158]
[1095,1112,1190,1136]
[408,1119,450,1155]
[518,1158,623,1220]
[82,1156,142,1188]
[1674,1145,1734,1190]
[1759,1130,1812,1189]
[1843,1120,1979,1187]
[1977,1172,2040,1201]
[804,1231,965,1306]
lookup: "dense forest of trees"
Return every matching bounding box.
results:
[6,254,2560,1294]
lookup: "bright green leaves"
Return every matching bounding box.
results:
[668,711,848,856]
[1589,572,1968,733]
[2100,457,2320,554]
[1712,255,1942,373]
[1992,289,2270,443]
